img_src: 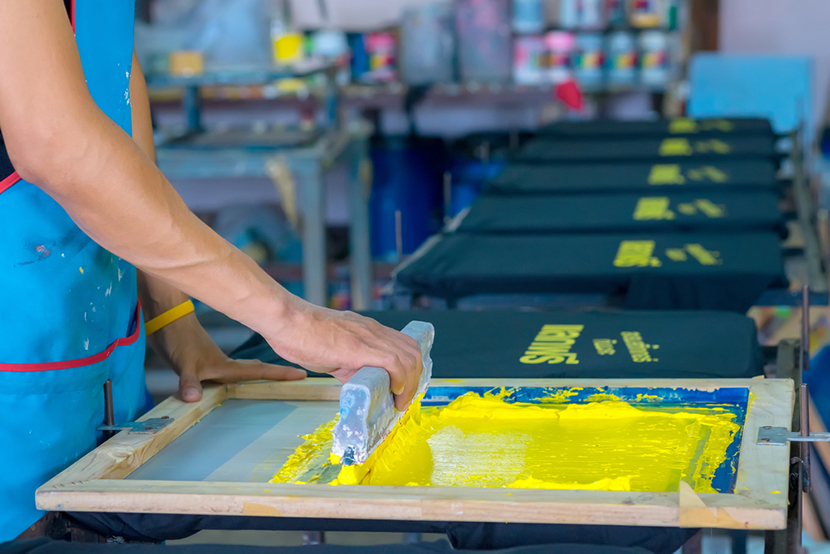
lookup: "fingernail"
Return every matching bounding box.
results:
[184,388,200,400]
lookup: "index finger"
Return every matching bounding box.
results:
[389,333,423,411]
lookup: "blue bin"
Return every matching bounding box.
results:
[370,137,443,261]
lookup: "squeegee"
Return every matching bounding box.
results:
[331,321,434,466]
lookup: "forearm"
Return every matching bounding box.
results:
[45,107,291,333]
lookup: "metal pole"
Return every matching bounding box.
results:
[443,172,452,226]
[103,379,114,440]
[395,210,403,263]
[801,284,810,377]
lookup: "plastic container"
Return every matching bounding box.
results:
[628,0,663,28]
[639,30,670,87]
[512,0,546,34]
[513,35,546,84]
[605,30,638,85]
[545,31,576,84]
[401,3,456,85]
[310,29,351,86]
[573,33,604,87]
[455,0,512,82]
[605,0,628,26]
[559,0,605,30]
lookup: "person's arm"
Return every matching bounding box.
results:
[0,0,420,409]
[130,51,305,401]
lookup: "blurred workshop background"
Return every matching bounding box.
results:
[138,0,830,421]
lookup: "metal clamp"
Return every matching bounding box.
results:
[757,426,830,446]
[97,417,174,435]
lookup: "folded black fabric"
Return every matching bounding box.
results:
[516,135,779,164]
[485,160,781,195]
[457,191,785,236]
[231,310,763,380]
[394,232,787,312]
[536,117,773,139]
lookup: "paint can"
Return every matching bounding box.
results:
[628,0,663,28]
[512,0,546,34]
[605,30,638,85]
[365,32,397,83]
[401,3,456,85]
[605,0,627,26]
[573,33,604,87]
[514,35,546,84]
[455,0,513,83]
[545,31,575,84]
[560,0,605,30]
[639,30,670,87]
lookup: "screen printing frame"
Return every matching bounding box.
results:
[37,378,793,530]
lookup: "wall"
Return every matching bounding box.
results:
[719,0,830,135]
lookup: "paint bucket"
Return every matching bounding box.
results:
[639,30,670,87]
[512,0,546,34]
[605,30,638,85]
[514,35,546,84]
[573,33,604,87]
[545,31,575,84]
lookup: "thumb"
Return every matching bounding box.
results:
[178,367,203,403]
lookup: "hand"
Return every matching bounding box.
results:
[265,297,423,410]
[150,313,306,403]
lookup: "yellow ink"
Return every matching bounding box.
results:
[648,164,686,186]
[613,240,662,268]
[520,325,583,365]
[79,267,84,274]
[272,392,741,494]
[633,197,675,220]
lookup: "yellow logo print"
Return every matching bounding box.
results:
[665,248,688,261]
[648,164,686,186]
[659,138,693,156]
[668,118,698,134]
[685,243,722,265]
[633,197,675,220]
[694,199,726,218]
[694,139,731,154]
[613,240,662,267]
[687,166,729,183]
[520,325,584,365]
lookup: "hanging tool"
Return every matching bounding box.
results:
[331,321,434,466]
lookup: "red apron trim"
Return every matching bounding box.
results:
[0,301,142,372]
[0,171,20,195]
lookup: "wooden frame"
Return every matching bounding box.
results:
[37,378,793,530]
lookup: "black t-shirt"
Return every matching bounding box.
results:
[231,310,763,380]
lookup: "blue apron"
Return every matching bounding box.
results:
[0,0,146,540]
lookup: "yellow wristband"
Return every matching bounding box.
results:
[145,300,195,336]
